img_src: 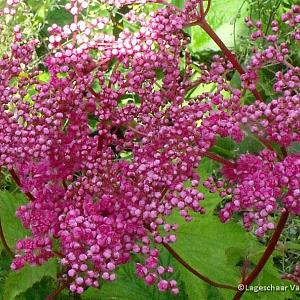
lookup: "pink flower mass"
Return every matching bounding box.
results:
[0,0,299,298]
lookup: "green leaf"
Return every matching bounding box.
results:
[230,71,242,88]
[197,157,218,181]
[288,143,300,154]
[213,137,236,159]
[190,0,248,52]
[1,259,57,300]
[0,192,29,250]
[286,242,300,251]
[0,252,11,296]
[171,0,184,9]
[212,134,264,158]
[45,4,73,27]
[27,0,45,10]
[91,79,101,93]
[15,276,61,300]
[237,135,264,155]
[37,72,50,83]
[188,83,215,98]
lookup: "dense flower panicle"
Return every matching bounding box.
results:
[0,0,299,295]
[219,150,300,236]
[236,6,300,147]
[237,68,300,146]
[0,0,239,294]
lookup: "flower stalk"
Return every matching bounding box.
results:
[198,20,263,102]
[233,210,289,300]
[163,242,237,291]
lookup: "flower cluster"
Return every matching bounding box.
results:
[0,0,241,294]
[210,5,300,237]
[219,150,300,237]
[0,0,299,296]
[237,6,300,147]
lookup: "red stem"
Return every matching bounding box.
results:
[163,243,237,290]
[45,282,68,300]
[256,136,276,153]
[240,259,250,282]
[199,0,204,17]
[62,180,67,190]
[72,15,78,46]
[9,169,21,186]
[53,250,64,258]
[255,135,284,160]
[281,146,287,158]
[232,210,289,300]
[88,86,100,99]
[204,0,211,17]
[0,219,14,257]
[204,151,235,168]
[198,20,263,102]
[9,169,35,201]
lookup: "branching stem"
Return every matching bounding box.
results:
[163,243,237,291]
[198,20,263,102]
[232,210,289,300]
[204,151,235,168]
[45,281,68,300]
[9,169,35,201]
